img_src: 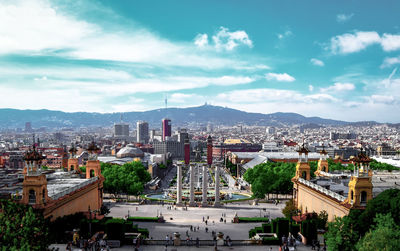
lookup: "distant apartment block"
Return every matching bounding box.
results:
[136,121,149,144]
[330,132,357,140]
[162,118,171,141]
[153,141,184,158]
[114,123,129,138]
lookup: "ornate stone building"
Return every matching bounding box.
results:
[19,143,104,220]
[292,145,399,221]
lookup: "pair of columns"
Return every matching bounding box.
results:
[176,164,220,207]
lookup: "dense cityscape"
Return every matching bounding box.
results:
[1,1,400,251]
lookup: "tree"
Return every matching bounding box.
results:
[243,162,296,198]
[356,213,400,251]
[101,161,151,197]
[282,199,297,218]
[325,216,359,251]
[0,200,50,250]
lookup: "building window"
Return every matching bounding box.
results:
[360,191,367,205]
[302,171,307,179]
[29,190,36,204]
[350,190,354,202]
[90,169,95,178]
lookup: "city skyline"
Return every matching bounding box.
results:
[1,0,400,122]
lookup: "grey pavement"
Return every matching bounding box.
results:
[109,201,285,240]
[50,244,312,250]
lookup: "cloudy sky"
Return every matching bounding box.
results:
[1,0,400,122]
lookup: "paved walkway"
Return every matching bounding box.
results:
[50,244,312,250]
[109,201,284,240]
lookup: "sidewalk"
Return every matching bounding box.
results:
[50,244,313,251]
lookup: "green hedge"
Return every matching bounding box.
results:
[255,226,263,233]
[249,229,257,238]
[301,219,317,244]
[262,237,280,245]
[275,218,289,239]
[105,218,125,241]
[238,217,270,223]
[262,223,272,233]
[138,228,149,238]
[127,216,159,222]
[290,223,300,235]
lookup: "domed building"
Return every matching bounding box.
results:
[116,144,144,158]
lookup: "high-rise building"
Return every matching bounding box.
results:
[266,127,276,134]
[25,122,32,132]
[162,118,171,141]
[178,129,189,143]
[114,123,129,138]
[137,121,149,144]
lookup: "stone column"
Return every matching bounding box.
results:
[189,164,195,206]
[176,164,183,206]
[202,164,208,207]
[214,165,220,207]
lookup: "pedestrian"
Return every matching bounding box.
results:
[203,216,205,222]
[166,235,169,246]
[66,242,72,251]
[196,237,200,248]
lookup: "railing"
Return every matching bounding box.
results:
[298,178,346,202]
[50,177,99,200]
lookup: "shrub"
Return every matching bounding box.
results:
[105,218,125,241]
[262,223,272,233]
[249,229,257,238]
[275,218,289,239]
[238,217,269,223]
[127,216,159,222]
[301,219,317,244]
[138,228,149,238]
[262,237,280,245]
[255,226,263,233]
[290,223,300,235]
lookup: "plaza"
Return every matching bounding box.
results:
[108,201,285,240]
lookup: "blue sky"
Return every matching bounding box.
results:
[1,0,400,122]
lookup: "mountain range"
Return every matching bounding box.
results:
[0,105,384,129]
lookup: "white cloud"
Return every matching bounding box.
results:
[336,13,354,23]
[368,95,396,105]
[0,1,259,70]
[330,31,381,54]
[266,73,295,82]
[380,33,400,51]
[34,76,47,81]
[320,82,355,92]
[330,31,400,54]
[194,34,208,48]
[277,30,293,40]
[381,56,400,68]
[212,27,253,51]
[215,88,338,104]
[310,58,324,67]
[308,85,314,92]
[169,93,204,103]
